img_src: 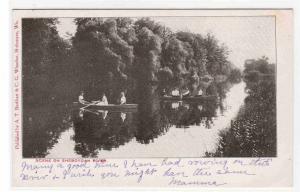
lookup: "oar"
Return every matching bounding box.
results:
[80,101,98,110]
[79,101,101,115]
[82,108,100,115]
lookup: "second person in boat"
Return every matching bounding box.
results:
[95,93,108,106]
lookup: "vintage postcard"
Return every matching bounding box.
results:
[12,9,293,188]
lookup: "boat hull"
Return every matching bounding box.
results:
[88,104,138,111]
[160,95,217,102]
[73,102,138,112]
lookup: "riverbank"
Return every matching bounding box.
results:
[211,76,276,157]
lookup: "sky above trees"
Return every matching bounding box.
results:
[56,17,276,69]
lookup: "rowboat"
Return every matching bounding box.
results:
[73,102,138,112]
[87,104,138,111]
[160,95,217,102]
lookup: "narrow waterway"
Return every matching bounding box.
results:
[46,81,246,158]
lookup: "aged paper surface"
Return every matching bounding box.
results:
[12,9,293,188]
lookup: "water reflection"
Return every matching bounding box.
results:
[24,81,247,158]
[72,111,136,158]
[160,99,218,129]
[66,81,240,157]
[23,104,70,158]
[135,85,170,144]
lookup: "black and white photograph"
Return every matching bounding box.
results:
[22,16,277,158]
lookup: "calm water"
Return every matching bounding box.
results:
[52,82,245,158]
[23,81,247,158]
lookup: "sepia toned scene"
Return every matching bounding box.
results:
[22,16,276,158]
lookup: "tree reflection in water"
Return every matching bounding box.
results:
[73,111,136,158]
[135,85,171,144]
[71,82,234,157]
[23,104,71,158]
[23,80,236,158]
[160,81,233,129]
[72,84,170,156]
[160,101,216,129]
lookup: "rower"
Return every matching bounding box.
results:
[95,93,108,106]
[171,89,180,96]
[101,93,108,105]
[198,89,203,96]
[78,91,89,104]
[119,92,126,105]
[182,89,190,96]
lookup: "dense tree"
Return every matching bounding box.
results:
[22,18,70,105]
[228,68,242,83]
[244,56,275,82]
[23,17,240,105]
[133,26,162,83]
[160,36,191,90]
[72,18,136,101]
[22,17,248,158]
[134,18,173,42]
[176,32,207,76]
[244,56,274,74]
[213,57,276,157]
[22,18,72,157]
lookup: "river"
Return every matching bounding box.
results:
[41,81,246,158]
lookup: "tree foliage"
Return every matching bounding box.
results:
[72,18,136,101]
[22,18,71,105]
[214,57,276,157]
[244,56,275,82]
[23,17,241,104]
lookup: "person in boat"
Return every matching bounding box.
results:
[162,88,167,96]
[171,89,180,97]
[102,93,108,105]
[119,92,126,105]
[171,88,186,99]
[197,89,203,96]
[78,91,89,105]
[95,93,108,106]
[182,88,190,97]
